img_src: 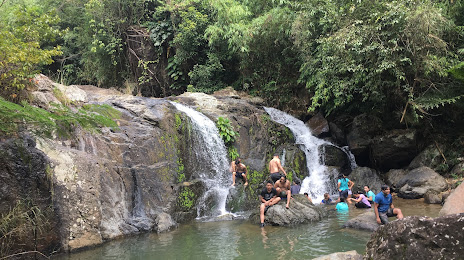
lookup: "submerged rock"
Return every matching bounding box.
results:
[439,182,464,216]
[312,250,363,260]
[343,210,379,232]
[365,214,464,260]
[250,194,326,226]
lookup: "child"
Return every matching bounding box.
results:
[336,197,349,211]
[303,192,313,203]
[321,193,333,205]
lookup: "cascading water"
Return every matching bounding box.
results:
[264,107,338,201]
[170,102,231,219]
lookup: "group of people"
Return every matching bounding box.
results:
[230,155,404,227]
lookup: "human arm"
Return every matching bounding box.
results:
[278,162,286,176]
[337,181,341,191]
[374,202,381,224]
[229,162,235,173]
[348,180,354,189]
[350,196,361,203]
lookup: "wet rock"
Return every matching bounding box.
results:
[306,112,329,137]
[408,144,443,170]
[423,191,443,204]
[346,114,383,167]
[397,167,448,199]
[370,129,418,170]
[343,211,379,232]
[365,214,464,260]
[439,182,464,216]
[348,167,383,194]
[328,122,346,146]
[250,195,326,226]
[312,250,363,260]
[319,144,350,169]
[385,169,408,192]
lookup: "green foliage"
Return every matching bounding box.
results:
[188,53,225,93]
[0,98,119,137]
[0,4,62,99]
[216,117,238,145]
[228,146,239,160]
[177,186,196,210]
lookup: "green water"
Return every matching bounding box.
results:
[55,198,441,260]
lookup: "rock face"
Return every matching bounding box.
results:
[306,112,329,137]
[0,136,61,257]
[312,250,363,260]
[365,214,464,260]
[439,182,464,216]
[250,195,326,226]
[319,144,350,170]
[408,144,443,170]
[396,167,448,199]
[370,129,418,170]
[346,114,383,167]
[385,169,408,192]
[343,211,379,232]
[348,167,383,194]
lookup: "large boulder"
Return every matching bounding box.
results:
[365,214,464,260]
[439,182,464,216]
[408,144,443,170]
[306,112,329,137]
[250,194,326,226]
[312,250,362,260]
[397,167,448,199]
[346,114,383,167]
[370,129,418,170]
[385,169,408,192]
[348,167,383,194]
[319,144,350,169]
[343,210,379,232]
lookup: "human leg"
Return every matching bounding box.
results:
[231,173,236,186]
[242,173,248,186]
[392,208,403,220]
[286,190,291,208]
[379,212,389,224]
[268,197,281,206]
[260,203,266,224]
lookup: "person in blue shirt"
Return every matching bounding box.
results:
[320,193,333,205]
[337,174,354,200]
[374,185,404,224]
[336,197,349,211]
[364,185,376,203]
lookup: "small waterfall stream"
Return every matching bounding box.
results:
[170,102,231,219]
[264,107,337,201]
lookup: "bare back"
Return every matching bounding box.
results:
[269,157,285,175]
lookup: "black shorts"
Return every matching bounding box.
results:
[355,201,371,208]
[235,172,245,179]
[270,173,282,183]
[339,189,349,199]
[379,208,397,224]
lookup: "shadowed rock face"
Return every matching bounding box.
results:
[365,214,464,260]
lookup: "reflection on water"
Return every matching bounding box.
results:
[55,199,441,260]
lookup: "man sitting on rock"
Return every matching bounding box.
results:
[274,175,291,209]
[374,185,404,224]
[259,181,281,227]
[231,158,248,186]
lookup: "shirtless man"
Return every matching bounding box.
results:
[274,175,291,208]
[259,181,281,227]
[231,158,248,186]
[269,154,286,183]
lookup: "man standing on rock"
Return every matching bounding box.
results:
[274,175,291,208]
[269,154,286,183]
[374,185,404,224]
[259,181,281,227]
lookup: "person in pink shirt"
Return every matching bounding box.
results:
[349,191,371,208]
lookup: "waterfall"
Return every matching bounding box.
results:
[264,107,337,201]
[170,102,231,219]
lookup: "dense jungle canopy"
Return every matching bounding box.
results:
[1,0,463,124]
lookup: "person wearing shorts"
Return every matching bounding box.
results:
[337,174,354,200]
[374,185,404,224]
[259,181,281,227]
[274,175,291,208]
[269,154,286,183]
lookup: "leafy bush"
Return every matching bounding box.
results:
[216,117,238,146]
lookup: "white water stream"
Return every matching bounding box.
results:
[170,102,231,219]
[264,107,338,201]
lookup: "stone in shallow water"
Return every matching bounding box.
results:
[250,194,326,226]
[312,250,363,260]
[343,210,379,232]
